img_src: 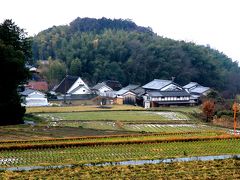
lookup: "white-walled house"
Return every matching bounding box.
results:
[20,88,48,107]
[91,82,113,96]
[54,75,91,96]
[142,79,191,108]
[183,82,211,103]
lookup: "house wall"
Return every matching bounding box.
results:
[99,86,112,93]
[67,77,90,94]
[116,97,123,105]
[151,96,190,102]
[123,92,136,105]
[98,86,113,96]
[144,101,150,109]
[105,91,117,98]
[25,97,48,106]
[72,86,91,95]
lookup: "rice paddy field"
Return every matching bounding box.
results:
[26,105,143,113]
[35,110,227,133]
[0,134,240,167]
[37,111,191,121]
[0,105,239,178]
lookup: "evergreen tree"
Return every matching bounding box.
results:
[0,19,30,125]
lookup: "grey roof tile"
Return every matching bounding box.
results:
[183,82,198,89]
[190,86,210,94]
[142,79,172,90]
[123,84,140,90]
[92,82,110,90]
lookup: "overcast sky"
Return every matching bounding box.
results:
[1,0,240,62]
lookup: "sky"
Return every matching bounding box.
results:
[1,0,240,62]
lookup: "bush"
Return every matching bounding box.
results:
[216,110,233,118]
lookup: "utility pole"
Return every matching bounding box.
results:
[232,101,238,136]
[64,68,68,104]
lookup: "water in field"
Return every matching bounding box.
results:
[91,154,240,166]
[1,154,239,171]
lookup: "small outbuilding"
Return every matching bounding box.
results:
[20,88,48,107]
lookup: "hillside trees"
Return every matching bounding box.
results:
[38,59,66,89]
[31,18,240,97]
[0,19,31,125]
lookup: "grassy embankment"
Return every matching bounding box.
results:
[1,159,239,179]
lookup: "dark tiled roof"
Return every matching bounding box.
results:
[54,75,79,94]
[20,88,44,96]
[92,82,112,90]
[147,90,190,97]
[131,87,145,96]
[123,84,140,90]
[183,82,210,95]
[116,89,129,95]
[104,80,122,91]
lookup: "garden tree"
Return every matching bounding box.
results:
[202,100,216,122]
[0,19,31,125]
[32,17,240,97]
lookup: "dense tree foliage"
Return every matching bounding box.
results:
[37,59,66,89]
[32,17,240,97]
[202,100,216,122]
[0,20,31,125]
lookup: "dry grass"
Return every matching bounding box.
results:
[1,159,240,179]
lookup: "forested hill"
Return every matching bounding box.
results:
[32,17,240,97]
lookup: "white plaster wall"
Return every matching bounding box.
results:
[67,77,90,94]
[161,84,182,91]
[72,86,91,95]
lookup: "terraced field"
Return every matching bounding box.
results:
[49,120,224,133]
[1,106,238,179]
[35,111,229,133]
[37,111,191,122]
[0,135,239,168]
[26,105,143,113]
